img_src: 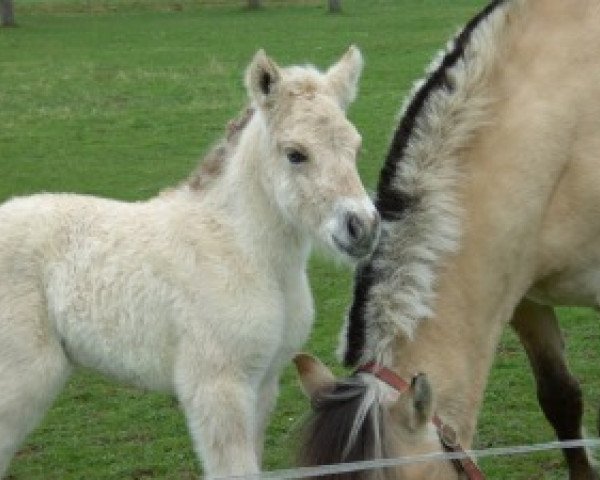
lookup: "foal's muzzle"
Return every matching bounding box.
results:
[334,211,380,260]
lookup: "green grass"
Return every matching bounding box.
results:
[2,1,600,478]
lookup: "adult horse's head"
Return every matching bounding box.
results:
[295,354,461,480]
[243,46,380,261]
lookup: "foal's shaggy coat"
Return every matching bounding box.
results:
[0,47,380,478]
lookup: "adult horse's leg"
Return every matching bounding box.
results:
[0,288,72,477]
[511,299,598,480]
[175,353,259,478]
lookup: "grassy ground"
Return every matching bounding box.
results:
[2,1,599,478]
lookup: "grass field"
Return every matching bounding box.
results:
[2,1,600,478]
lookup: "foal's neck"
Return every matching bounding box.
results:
[209,113,311,268]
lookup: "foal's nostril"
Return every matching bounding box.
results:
[347,213,365,242]
[335,211,379,259]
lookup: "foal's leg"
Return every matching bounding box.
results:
[175,357,259,478]
[511,299,598,480]
[255,375,279,464]
[0,292,72,477]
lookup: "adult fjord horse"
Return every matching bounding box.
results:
[0,47,380,478]
[297,0,600,478]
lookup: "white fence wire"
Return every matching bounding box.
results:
[217,438,600,480]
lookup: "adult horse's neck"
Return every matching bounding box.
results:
[390,212,535,447]
[207,110,311,269]
[378,0,594,448]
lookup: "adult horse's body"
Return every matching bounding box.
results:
[0,47,380,478]
[298,1,600,479]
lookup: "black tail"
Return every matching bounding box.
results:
[298,375,392,480]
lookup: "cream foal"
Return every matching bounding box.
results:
[0,47,379,478]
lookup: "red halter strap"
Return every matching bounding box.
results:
[358,362,486,480]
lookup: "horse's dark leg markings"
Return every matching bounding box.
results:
[511,299,599,480]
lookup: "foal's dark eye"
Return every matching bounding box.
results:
[287,150,308,164]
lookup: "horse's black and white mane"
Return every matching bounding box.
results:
[342,0,514,367]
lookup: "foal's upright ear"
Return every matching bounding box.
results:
[245,49,282,109]
[294,353,336,398]
[325,45,364,111]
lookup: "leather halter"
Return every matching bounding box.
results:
[358,362,485,480]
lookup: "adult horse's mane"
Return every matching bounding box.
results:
[343,0,514,366]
